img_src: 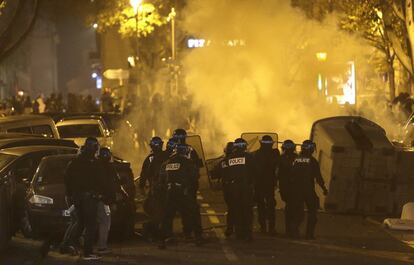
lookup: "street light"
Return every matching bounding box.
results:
[316,52,328,62]
[130,0,142,14]
[168,7,177,60]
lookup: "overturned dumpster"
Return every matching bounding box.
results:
[310,116,395,215]
[393,147,414,215]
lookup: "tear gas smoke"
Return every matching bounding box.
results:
[181,0,371,155]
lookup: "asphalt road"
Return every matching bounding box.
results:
[2,188,414,265]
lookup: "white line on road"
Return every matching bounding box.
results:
[206,209,220,224]
[199,194,239,262]
[215,228,239,262]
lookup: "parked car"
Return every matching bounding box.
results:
[56,118,113,148]
[26,154,136,238]
[0,115,59,138]
[58,115,113,137]
[0,144,79,251]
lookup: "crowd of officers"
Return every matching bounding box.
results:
[139,128,204,249]
[139,130,329,250]
[213,137,328,240]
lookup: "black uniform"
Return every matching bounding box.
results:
[276,152,298,236]
[253,147,280,233]
[182,145,203,237]
[97,160,119,205]
[159,153,202,242]
[214,156,234,235]
[143,150,169,239]
[139,153,156,190]
[225,152,255,240]
[291,154,326,238]
[63,153,100,256]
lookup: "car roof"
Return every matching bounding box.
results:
[0,145,78,156]
[0,115,53,123]
[59,115,104,122]
[0,133,46,139]
[0,138,78,149]
[56,119,101,126]
[41,153,77,162]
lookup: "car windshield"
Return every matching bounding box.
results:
[35,157,72,184]
[0,153,17,170]
[57,124,103,138]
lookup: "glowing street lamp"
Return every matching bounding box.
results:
[316,52,328,62]
[130,0,142,14]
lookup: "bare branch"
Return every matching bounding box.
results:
[391,0,405,21]
[388,30,414,74]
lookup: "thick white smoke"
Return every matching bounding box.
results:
[181,0,370,154]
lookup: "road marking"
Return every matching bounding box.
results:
[206,209,220,224]
[199,193,239,262]
[215,228,239,262]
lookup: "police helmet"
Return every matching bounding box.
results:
[150,136,163,150]
[224,142,234,156]
[166,138,177,152]
[234,138,247,152]
[175,143,189,156]
[173,128,187,143]
[98,147,112,162]
[82,137,99,155]
[260,135,274,145]
[282,139,296,153]
[301,140,316,154]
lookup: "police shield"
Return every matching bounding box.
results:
[185,135,210,190]
[241,132,279,152]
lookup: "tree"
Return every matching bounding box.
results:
[89,0,166,38]
[292,0,407,99]
[337,0,401,99]
[82,0,184,109]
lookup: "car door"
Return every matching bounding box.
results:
[10,149,73,231]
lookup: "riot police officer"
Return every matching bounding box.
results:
[166,137,177,156]
[276,140,297,237]
[63,137,101,260]
[291,140,328,240]
[140,137,167,240]
[225,138,255,241]
[159,143,203,248]
[96,147,118,253]
[139,136,164,191]
[172,128,203,239]
[172,128,203,167]
[253,135,280,234]
[213,142,235,237]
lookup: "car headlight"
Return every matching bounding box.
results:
[29,195,54,205]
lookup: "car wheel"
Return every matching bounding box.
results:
[0,190,11,252]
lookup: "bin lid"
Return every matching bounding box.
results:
[310,116,392,150]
